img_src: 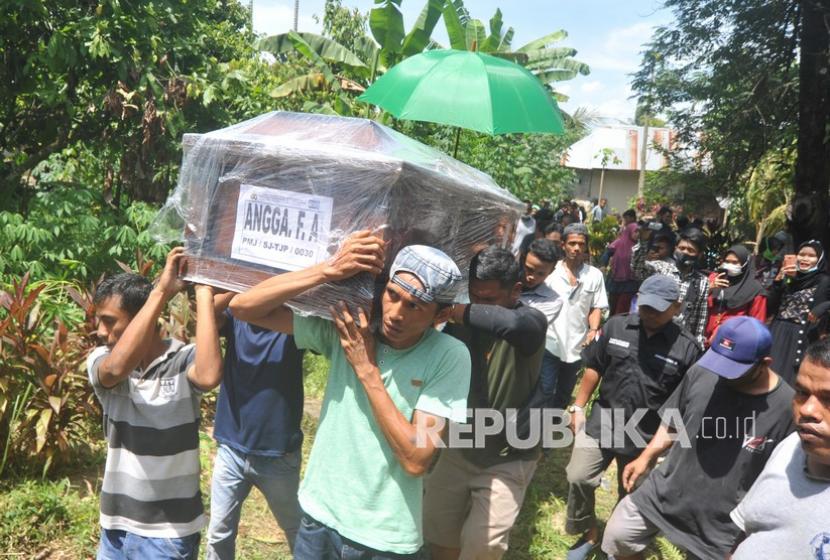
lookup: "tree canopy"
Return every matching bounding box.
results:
[635,0,830,245]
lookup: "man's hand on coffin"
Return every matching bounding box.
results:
[323,230,386,282]
[331,302,379,381]
[155,247,188,301]
[186,284,224,392]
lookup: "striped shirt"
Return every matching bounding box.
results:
[87,340,205,538]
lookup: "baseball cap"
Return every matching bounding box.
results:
[637,275,679,312]
[697,317,772,379]
[388,245,463,304]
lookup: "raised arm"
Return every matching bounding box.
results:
[229,230,385,333]
[97,247,186,388]
[450,304,547,355]
[187,285,224,391]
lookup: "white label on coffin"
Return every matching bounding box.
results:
[230,184,333,271]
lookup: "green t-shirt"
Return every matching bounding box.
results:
[293,315,471,554]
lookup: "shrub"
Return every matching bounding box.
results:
[0,274,101,477]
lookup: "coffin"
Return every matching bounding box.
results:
[153,111,523,318]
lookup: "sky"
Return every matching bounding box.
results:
[251,0,671,121]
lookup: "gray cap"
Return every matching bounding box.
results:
[563,223,589,241]
[389,245,463,304]
[637,274,679,312]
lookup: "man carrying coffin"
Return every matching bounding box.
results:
[230,231,472,559]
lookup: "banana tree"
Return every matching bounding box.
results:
[441,1,590,101]
[746,147,794,251]
[369,0,446,68]
[259,31,371,114]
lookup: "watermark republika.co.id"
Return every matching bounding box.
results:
[413,408,759,452]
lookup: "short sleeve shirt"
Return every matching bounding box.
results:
[214,312,305,455]
[731,432,830,560]
[87,340,205,538]
[520,281,563,326]
[292,315,471,554]
[582,314,701,455]
[545,261,609,362]
[630,366,796,559]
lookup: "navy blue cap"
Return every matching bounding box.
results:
[697,317,772,379]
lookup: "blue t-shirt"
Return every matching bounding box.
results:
[214,312,305,456]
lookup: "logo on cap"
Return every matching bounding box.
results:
[719,338,735,352]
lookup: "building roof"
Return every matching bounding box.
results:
[562,125,674,171]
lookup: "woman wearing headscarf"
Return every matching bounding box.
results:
[705,245,767,345]
[606,221,640,315]
[768,239,830,385]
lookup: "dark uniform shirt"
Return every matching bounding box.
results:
[582,313,702,455]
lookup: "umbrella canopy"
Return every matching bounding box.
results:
[358,49,565,136]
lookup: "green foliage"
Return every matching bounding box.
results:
[370,0,406,66]
[0,275,100,477]
[589,215,620,258]
[317,0,371,56]
[0,184,169,285]
[261,32,369,70]
[745,146,794,239]
[654,537,687,560]
[0,478,97,553]
[633,0,799,210]
[1,0,275,204]
[402,0,445,57]
[303,353,331,401]
[389,118,583,202]
[440,2,590,102]
[635,166,720,219]
[463,131,581,202]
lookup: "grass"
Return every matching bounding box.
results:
[0,352,686,559]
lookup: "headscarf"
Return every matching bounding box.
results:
[713,245,764,310]
[793,239,827,291]
[609,222,638,281]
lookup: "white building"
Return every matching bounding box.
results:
[562,125,675,213]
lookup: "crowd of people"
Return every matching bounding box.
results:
[85,197,829,560]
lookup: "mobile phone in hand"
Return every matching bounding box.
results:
[783,254,797,275]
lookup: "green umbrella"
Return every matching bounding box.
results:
[358,49,565,156]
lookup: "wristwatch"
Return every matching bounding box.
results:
[567,404,584,414]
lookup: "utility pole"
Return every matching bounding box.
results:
[638,119,648,199]
[638,56,656,200]
[294,0,299,31]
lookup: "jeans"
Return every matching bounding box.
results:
[206,443,302,559]
[540,350,583,410]
[97,529,199,560]
[294,514,422,560]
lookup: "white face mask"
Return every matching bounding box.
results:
[721,263,743,277]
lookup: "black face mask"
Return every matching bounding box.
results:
[674,250,698,268]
